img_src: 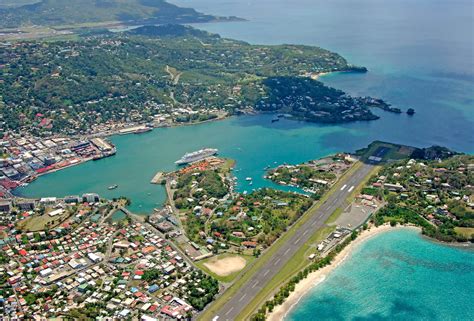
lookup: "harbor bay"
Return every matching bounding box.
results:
[15,108,474,214]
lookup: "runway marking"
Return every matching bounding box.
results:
[340,184,347,191]
[238,293,247,302]
[263,269,270,277]
[348,186,355,192]
[252,281,259,288]
[225,307,234,316]
[274,258,281,265]
[284,248,291,255]
[294,237,301,245]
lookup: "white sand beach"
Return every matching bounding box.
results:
[267,224,421,321]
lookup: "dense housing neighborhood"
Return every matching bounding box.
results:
[0,196,218,319]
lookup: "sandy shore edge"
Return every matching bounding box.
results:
[267,224,421,321]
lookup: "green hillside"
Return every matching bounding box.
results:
[0,0,232,29]
[0,0,40,9]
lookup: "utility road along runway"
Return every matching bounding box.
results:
[213,162,375,321]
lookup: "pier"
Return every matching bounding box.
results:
[150,171,165,184]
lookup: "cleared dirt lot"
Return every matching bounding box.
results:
[203,255,247,276]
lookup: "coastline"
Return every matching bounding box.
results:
[267,224,421,321]
[309,72,331,80]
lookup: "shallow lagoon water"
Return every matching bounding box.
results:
[286,229,474,321]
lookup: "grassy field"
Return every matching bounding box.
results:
[220,159,236,172]
[326,207,343,225]
[356,141,413,163]
[197,161,363,321]
[454,227,474,238]
[195,253,255,283]
[16,211,69,232]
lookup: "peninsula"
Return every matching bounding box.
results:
[1,24,407,139]
[0,0,239,30]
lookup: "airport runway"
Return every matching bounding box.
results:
[213,162,375,321]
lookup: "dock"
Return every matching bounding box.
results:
[150,172,165,184]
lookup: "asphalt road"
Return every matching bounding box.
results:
[213,162,374,321]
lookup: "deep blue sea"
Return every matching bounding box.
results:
[174,0,474,152]
[286,229,474,321]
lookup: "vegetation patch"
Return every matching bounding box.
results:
[368,155,474,242]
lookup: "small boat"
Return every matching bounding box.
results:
[108,184,118,190]
[249,181,253,185]
[246,177,252,181]
[271,117,279,123]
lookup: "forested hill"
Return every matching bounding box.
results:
[0,0,235,29]
[126,24,219,39]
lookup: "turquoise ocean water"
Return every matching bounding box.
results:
[286,229,474,321]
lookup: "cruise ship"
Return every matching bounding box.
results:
[175,148,218,165]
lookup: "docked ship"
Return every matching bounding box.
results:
[93,148,117,161]
[134,127,153,134]
[175,148,218,165]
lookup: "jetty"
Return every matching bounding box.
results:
[150,171,165,184]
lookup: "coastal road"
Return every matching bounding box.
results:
[213,162,375,321]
